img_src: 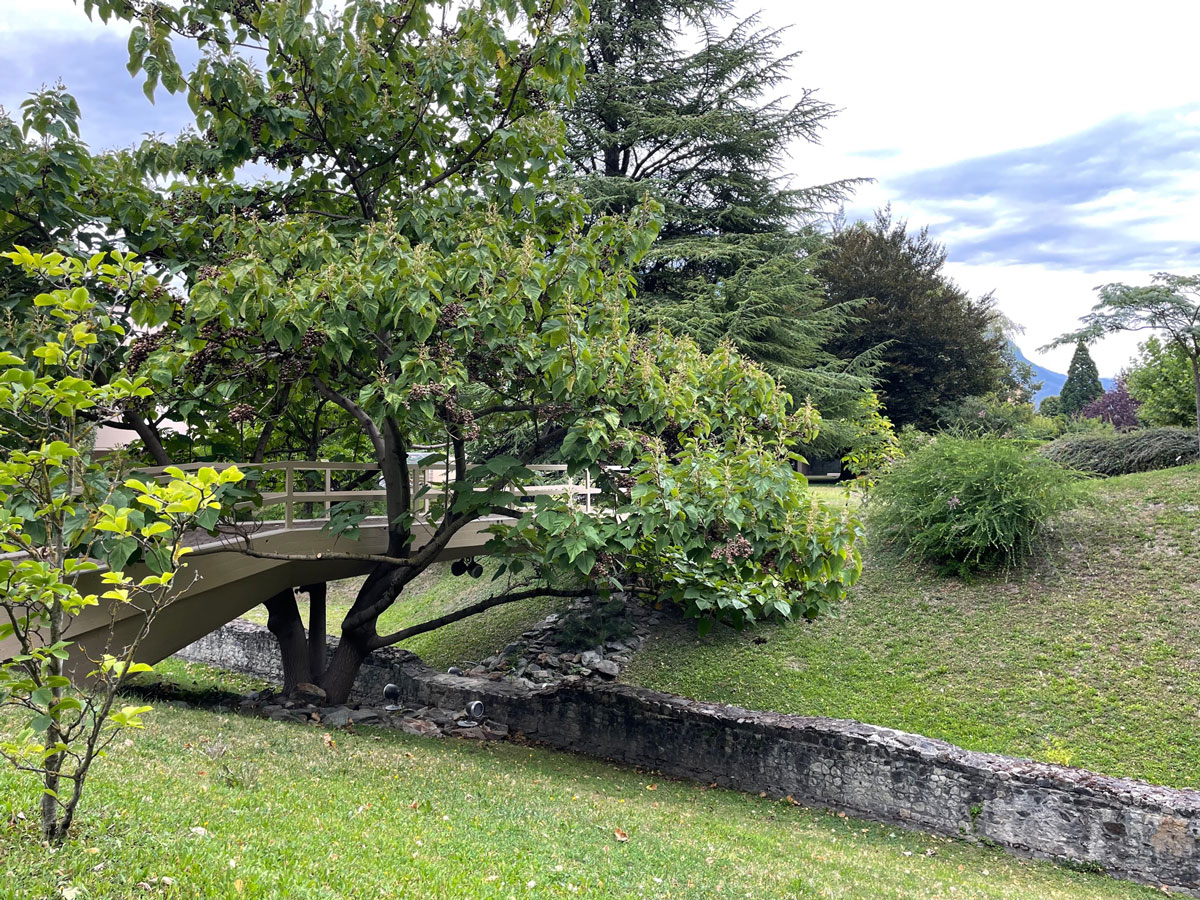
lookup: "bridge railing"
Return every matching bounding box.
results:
[134,460,601,528]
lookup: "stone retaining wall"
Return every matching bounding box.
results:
[178,621,1200,894]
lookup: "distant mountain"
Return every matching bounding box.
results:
[1011,343,1114,406]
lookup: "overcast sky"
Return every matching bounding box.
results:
[4,0,1199,376]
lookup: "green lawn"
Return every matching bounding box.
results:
[0,679,1155,899]
[626,465,1200,787]
[238,560,568,669]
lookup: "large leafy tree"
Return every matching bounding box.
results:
[78,0,864,703]
[816,210,1009,429]
[1059,341,1103,416]
[0,86,190,461]
[1050,274,1200,448]
[1126,336,1196,429]
[561,0,873,418]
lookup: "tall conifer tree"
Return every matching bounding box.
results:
[1060,341,1104,415]
[562,0,873,419]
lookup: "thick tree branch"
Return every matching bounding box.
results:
[369,586,593,650]
[121,410,171,466]
[311,375,385,461]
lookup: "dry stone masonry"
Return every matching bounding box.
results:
[179,620,1200,895]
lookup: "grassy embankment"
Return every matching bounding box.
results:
[627,465,1200,787]
[228,468,1200,785]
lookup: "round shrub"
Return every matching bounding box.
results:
[1039,427,1199,476]
[868,436,1082,575]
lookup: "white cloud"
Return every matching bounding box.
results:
[738,0,1200,377]
[0,0,127,35]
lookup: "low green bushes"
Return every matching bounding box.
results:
[869,436,1082,574]
[1040,427,1199,476]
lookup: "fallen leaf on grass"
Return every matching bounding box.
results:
[322,732,336,750]
[614,828,629,842]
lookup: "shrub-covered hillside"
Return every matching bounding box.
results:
[625,465,1200,787]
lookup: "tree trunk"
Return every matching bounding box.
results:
[1191,355,1200,453]
[264,588,312,693]
[121,410,171,466]
[317,564,405,703]
[319,634,371,705]
[304,583,328,676]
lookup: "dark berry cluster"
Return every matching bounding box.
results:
[437,302,465,328]
[299,327,324,352]
[231,0,260,27]
[431,337,453,362]
[407,383,481,440]
[229,403,256,425]
[126,331,169,373]
[166,188,204,225]
[593,550,614,579]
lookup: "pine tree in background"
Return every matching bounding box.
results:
[562,0,875,421]
[1060,341,1104,416]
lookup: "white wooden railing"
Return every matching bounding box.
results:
[135,459,598,528]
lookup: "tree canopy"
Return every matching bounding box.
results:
[63,0,866,704]
[561,0,874,421]
[816,210,1009,429]
[1126,336,1196,429]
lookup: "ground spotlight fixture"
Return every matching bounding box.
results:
[447,666,464,676]
[383,682,403,711]
[466,700,484,721]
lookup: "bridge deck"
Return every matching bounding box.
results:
[1,461,602,671]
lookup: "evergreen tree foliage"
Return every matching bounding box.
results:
[1060,341,1103,415]
[816,210,1008,429]
[562,0,872,415]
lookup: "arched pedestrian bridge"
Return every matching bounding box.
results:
[2,460,600,670]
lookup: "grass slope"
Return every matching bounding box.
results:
[0,681,1154,899]
[626,465,1200,787]
[239,561,567,670]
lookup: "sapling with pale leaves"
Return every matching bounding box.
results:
[0,247,243,844]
